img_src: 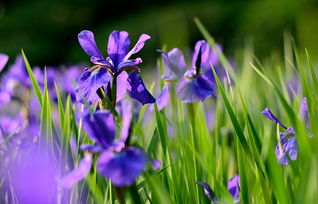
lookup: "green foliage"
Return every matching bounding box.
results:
[21,19,318,203]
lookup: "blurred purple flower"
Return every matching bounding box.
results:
[227,174,240,202]
[9,147,59,204]
[0,53,9,72]
[157,41,222,106]
[75,30,155,105]
[6,55,30,87]
[196,174,240,203]
[262,108,298,165]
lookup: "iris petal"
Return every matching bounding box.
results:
[123,34,151,61]
[75,67,111,104]
[0,53,9,72]
[159,48,187,80]
[61,154,93,189]
[82,110,116,148]
[97,147,147,187]
[116,71,129,102]
[176,76,214,103]
[126,71,156,105]
[227,174,240,202]
[156,85,170,111]
[107,31,130,68]
[261,108,287,129]
[275,136,298,165]
[78,30,104,61]
[117,58,143,72]
[196,181,218,202]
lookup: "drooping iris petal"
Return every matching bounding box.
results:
[75,67,111,103]
[261,108,287,129]
[126,71,156,105]
[196,181,218,203]
[107,30,130,68]
[156,85,170,111]
[159,48,187,81]
[116,71,129,102]
[176,75,215,103]
[82,110,115,148]
[61,154,93,189]
[123,34,151,61]
[117,58,143,72]
[275,136,298,165]
[78,30,104,62]
[227,175,240,202]
[0,53,9,72]
[97,147,147,187]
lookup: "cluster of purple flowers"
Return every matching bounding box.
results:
[0,26,312,203]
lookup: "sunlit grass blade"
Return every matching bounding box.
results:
[21,49,43,106]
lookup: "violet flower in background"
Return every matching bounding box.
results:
[262,108,298,165]
[76,30,155,105]
[0,53,9,72]
[0,53,11,105]
[196,174,240,203]
[156,40,221,106]
[227,174,240,202]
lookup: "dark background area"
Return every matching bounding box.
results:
[0,0,318,67]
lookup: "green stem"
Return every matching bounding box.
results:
[111,75,117,106]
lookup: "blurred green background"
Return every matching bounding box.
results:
[0,0,318,67]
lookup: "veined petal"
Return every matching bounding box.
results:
[78,30,104,60]
[75,67,112,104]
[196,181,218,203]
[123,34,151,61]
[0,53,9,72]
[176,76,215,103]
[117,58,143,72]
[227,175,240,202]
[261,108,287,129]
[82,110,115,148]
[61,154,93,189]
[126,71,156,105]
[159,48,187,80]
[97,147,147,187]
[107,30,130,67]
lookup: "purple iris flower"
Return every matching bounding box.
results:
[262,108,298,165]
[6,55,30,87]
[75,30,155,105]
[196,174,240,203]
[61,104,159,188]
[156,41,220,106]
